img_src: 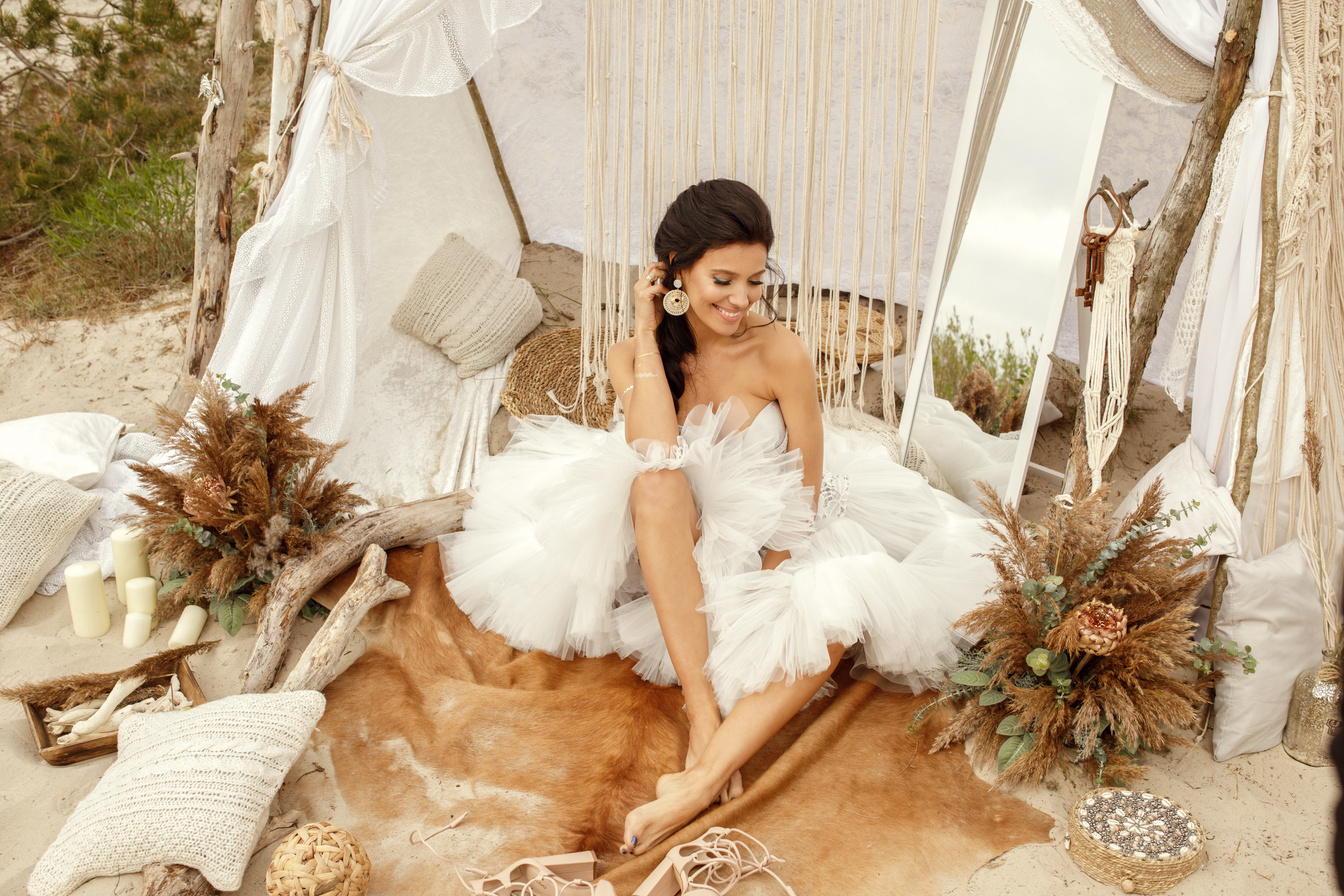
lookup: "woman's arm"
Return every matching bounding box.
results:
[761,325,823,570]
[609,262,680,446]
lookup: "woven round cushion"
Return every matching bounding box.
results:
[266,822,371,896]
[1066,788,1206,894]
[501,328,618,429]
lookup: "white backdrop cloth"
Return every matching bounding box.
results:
[209,0,539,448]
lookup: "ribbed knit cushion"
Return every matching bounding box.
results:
[392,233,543,377]
[0,461,102,631]
[28,691,326,896]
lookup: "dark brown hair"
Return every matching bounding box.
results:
[653,179,777,407]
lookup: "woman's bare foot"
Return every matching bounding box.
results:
[620,766,724,856]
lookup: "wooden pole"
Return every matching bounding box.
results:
[258,0,318,220]
[166,0,260,418]
[467,77,531,246]
[1064,0,1263,488]
[1207,60,1284,632]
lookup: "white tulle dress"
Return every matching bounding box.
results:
[438,398,1000,713]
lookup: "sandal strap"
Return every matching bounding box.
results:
[676,828,797,896]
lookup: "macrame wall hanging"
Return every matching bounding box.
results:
[579,0,945,424]
[1078,190,1137,490]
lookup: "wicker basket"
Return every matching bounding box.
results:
[501,328,618,429]
[1066,788,1206,894]
[789,299,900,366]
[266,822,371,896]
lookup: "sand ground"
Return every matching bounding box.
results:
[0,246,1338,895]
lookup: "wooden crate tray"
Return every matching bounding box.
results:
[22,657,207,767]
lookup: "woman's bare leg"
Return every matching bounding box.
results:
[620,643,846,855]
[630,469,722,772]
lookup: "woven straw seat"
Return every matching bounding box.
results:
[501,328,620,429]
[789,299,900,366]
[266,822,371,896]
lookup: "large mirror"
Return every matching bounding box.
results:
[898,0,1114,508]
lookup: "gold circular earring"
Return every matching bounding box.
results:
[663,279,689,316]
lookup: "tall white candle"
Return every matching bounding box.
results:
[168,605,208,648]
[65,561,110,638]
[110,526,151,606]
[126,576,158,617]
[123,612,152,649]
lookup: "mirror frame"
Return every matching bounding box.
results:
[897,0,1115,507]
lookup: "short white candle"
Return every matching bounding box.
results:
[65,560,110,638]
[126,576,158,617]
[123,612,152,649]
[168,605,208,648]
[110,526,151,606]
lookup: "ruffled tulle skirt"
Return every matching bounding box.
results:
[439,401,998,713]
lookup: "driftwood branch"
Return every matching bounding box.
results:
[141,864,216,896]
[1064,0,1263,489]
[1124,0,1263,405]
[258,0,317,219]
[168,0,260,417]
[280,544,410,693]
[241,491,472,694]
[1207,60,1284,631]
[1098,175,1150,231]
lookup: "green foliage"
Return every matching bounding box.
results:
[930,309,1038,419]
[1,0,209,233]
[1192,636,1256,675]
[41,152,195,285]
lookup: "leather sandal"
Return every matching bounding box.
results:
[631,828,795,896]
[470,850,616,895]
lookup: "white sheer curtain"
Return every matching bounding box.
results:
[1143,0,1286,484]
[209,0,540,444]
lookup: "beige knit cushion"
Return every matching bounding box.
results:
[28,691,326,896]
[392,233,543,377]
[0,461,102,631]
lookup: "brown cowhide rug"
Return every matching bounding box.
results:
[286,546,1052,895]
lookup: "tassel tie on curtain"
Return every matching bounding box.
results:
[311,49,374,148]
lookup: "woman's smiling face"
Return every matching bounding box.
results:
[679,242,769,338]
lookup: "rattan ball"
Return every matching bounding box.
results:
[266,822,371,896]
[1066,788,1205,894]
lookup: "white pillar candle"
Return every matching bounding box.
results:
[110,526,151,606]
[65,560,110,638]
[123,612,152,649]
[126,576,158,617]
[168,605,209,648]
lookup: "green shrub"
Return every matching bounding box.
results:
[932,309,1038,405]
[45,152,194,285]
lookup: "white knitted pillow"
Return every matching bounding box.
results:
[0,461,102,631]
[392,233,542,377]
[28,691,326,896]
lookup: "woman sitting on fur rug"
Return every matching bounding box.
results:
[439,179,997,855]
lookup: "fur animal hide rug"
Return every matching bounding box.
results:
[285,546,1052,894]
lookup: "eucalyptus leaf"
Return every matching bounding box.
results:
[996,715,1027,736]
[212,595,248,636]
[997,732,1035,773]
[950,670,991,688]
[157,576,187,597]
[979,690,1007,706]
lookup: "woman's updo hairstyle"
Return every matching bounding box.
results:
[653,178,776,407]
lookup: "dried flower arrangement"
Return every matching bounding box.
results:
[129,376,365,634]
[915,482,1255,787]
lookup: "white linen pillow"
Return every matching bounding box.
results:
[1210,540,1324,761]
[0,412,123,489]
[28,691,326,896]
[1114,436,1241,558]
[392,233,543,377]
[0,461,102,630]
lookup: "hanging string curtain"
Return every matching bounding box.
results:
[208,0,540,443]
[580,0,945,425]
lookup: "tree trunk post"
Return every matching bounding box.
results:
[1207,59,1284,633]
